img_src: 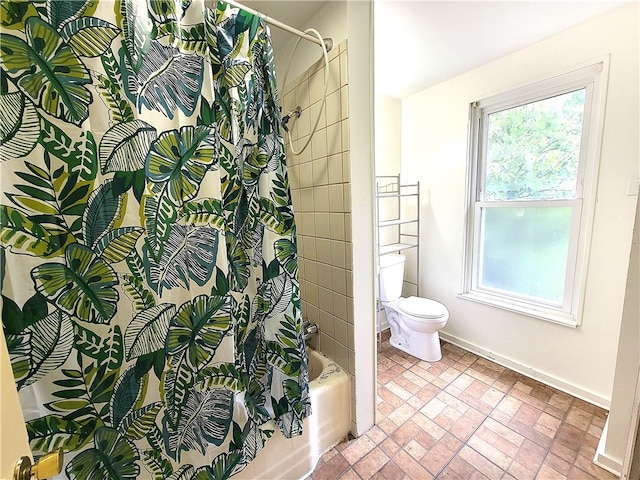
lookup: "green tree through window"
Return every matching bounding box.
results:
[485,89,585,201]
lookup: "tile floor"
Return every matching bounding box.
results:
[308,330,617,480]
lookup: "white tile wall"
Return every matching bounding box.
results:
[309,100,326,130]
[313,185,329,211]
[312,159,328,186]
[328,154,343,184]
[282,42,354,385]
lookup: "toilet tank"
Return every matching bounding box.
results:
[378,254,406,301]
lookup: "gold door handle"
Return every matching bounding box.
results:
[14,448,63,480]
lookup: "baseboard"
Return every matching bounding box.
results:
[594,418,623,477]
[439,332,611,410]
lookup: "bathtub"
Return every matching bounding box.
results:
[235,349,351,479]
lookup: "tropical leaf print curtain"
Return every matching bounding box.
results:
[0,0,310,478]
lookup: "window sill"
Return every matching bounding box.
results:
[458,291,579,328]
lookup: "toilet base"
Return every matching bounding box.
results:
[382,301,447,363]
[389,330,442,362]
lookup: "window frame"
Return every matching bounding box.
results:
[461,60,608,327]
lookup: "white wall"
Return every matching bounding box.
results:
[597,193,640,474]
[346,0,375,436]
[401,4,639,407]
[374,94,402,176]
[273,0,376,436]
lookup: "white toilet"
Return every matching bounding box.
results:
[378,254,449,362]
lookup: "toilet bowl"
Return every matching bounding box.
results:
[378,254,449,362]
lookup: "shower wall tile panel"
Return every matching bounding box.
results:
[282,42,355,431]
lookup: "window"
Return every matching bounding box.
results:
[462,62,606,326]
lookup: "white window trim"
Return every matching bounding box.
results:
[460,58,610,327]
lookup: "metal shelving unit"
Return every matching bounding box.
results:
[375,174,420,296]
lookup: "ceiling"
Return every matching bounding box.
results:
[374,1,629,98]
[240,1,630,99]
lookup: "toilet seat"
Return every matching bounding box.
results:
[397,296,448,320]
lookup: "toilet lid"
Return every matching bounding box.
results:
[397,296,448,319]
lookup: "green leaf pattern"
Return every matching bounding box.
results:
[0,17,92,125]
[1,1,308,479]
[31,243,119,324]
[66,427,140,480]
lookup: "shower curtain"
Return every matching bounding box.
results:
[0,0,309,478]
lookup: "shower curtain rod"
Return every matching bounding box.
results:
[225,0,333,51]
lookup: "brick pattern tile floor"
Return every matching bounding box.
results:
[308,331,617,480]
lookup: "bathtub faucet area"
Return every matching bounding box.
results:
[235,347,351,479]
[303,318,319,341]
